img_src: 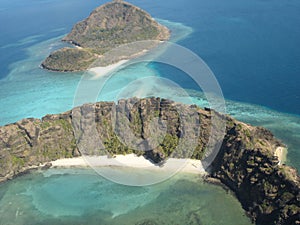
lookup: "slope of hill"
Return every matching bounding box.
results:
[0,97,299,224]
[41,0,170,72]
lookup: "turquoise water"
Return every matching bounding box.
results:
[0,28,299,171]
[0,19,193,125]
[0,24,299,224]
[1,0,300,224]
[0,168,252,225]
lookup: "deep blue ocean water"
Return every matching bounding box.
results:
[2,0,299,114]
[147,0,300,115]
[0,0,299,224]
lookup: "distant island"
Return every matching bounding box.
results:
[0,97,299,224]
[41,0,170,72]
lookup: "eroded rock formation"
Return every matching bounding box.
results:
[0,97,299,224]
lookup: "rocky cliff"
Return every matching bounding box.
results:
[0,98,299,224]
[41,0,170,72]
[211,117,300,225]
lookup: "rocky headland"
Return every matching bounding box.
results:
[41,0,170,72]
[0,98,299,224]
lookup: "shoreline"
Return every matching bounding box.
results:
[88,59,129,78]
[0,154,207,185]
[41,40,164,73]
[50,154,207,175]
[275,146,287,165]
[0,162,51,184]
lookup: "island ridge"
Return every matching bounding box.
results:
[41,0,170,72]
[0,97,299,225]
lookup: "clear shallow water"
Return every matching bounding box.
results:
[1,0,299,114]
[0,168,251,225]
[1,19,299,171]
[0,1,299,169]
[0,19,192,125]
[0,0,300,224]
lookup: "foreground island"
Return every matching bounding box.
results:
[41,0,170,72]
[0,97,299,224]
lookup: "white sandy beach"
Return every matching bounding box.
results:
[88,60,129,78]
[50,154,206,175]
[275,146,287,165]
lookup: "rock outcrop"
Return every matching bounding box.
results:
[41,0,170,72]
[211,117,300,225]
[0,97,299,224]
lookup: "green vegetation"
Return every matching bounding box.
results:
[287,204,300,213]
[0,97,299,224]
[226,120,235,128]
[103,135,134,155]
[42,48,97,72]
[42,1,169,72]
[129,111,143,137]
[281,192,294,202]
[191,144,205,160]
[11,155,25,167]
[63,3,162,54]
[56,119,73,132]
[160,134,179,156]
[244,129,251,138]
[236,123,243,130]
[41,121,51,129]
[261,200,274,213]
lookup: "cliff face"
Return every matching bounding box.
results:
[211,118,300,225]
[0,98,299,224]
[0,114,79,182]
[41,0,170,72]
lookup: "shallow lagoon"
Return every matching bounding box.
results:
[0,168,252,225]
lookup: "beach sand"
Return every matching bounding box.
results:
[88,60,128,78]
[50,154,206,175]
[275,147,287,165]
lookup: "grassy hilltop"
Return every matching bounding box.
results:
[41,0,170,72]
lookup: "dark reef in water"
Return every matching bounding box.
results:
[0,97,299,224]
